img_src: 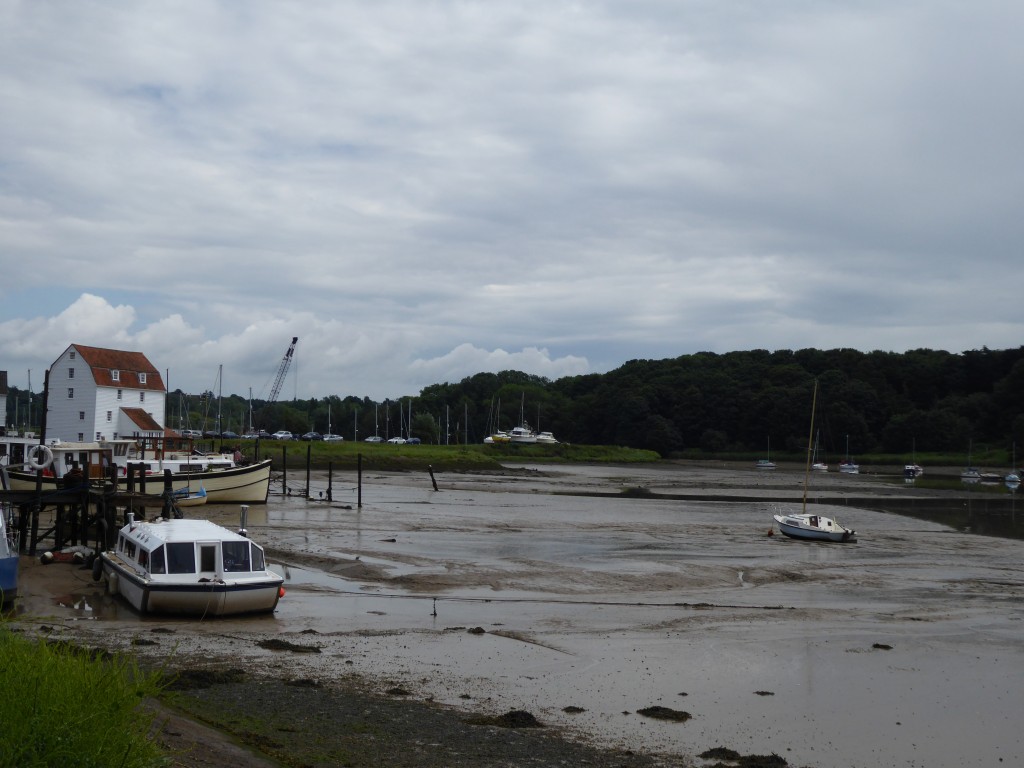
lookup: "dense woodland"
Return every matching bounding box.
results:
[6,347,1024,459]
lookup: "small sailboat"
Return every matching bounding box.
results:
[773,381,857,543]
[839,434,859,474]
[1006,442,1020,489]
[811,430,828,472]
[756,436,776,470]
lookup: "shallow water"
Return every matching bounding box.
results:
[40,463,1024,767]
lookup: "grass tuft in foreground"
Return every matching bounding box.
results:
[0,625,167,768]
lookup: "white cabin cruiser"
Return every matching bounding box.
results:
[95,508,284,616]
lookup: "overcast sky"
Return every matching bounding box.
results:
[1,1,1021,402]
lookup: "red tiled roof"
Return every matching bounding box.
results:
[71,345,165,392]
[121,407,162,431]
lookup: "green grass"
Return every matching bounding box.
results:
[0,625,167,768]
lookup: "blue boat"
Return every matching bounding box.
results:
[1,501,19,609]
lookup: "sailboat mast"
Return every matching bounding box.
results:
[802,380,819,513]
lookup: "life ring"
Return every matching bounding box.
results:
[27,444,54,471]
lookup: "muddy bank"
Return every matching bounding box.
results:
[11,462,1024,767]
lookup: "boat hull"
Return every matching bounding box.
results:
[773,514,856,543]
[0,555,17,608]
[100,554,283,616]
[7,459,272,504]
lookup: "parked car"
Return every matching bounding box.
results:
[406,437,421,445]
[322,434,344,442]
[386,437,407,444]
[179,429,203,439]
[203,430,221,439]
[364,436,383,443]
[301,431,322,441]
[220,431,239,440]
[271,430,294,441]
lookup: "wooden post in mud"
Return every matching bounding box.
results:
[305,444,312,498]
[357,453,362,508]
[161,470,173,519]
[280,445,288,495]
[326,462,333,502]
[428,464,438,492]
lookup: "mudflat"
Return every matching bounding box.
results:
[10,462,1024,767]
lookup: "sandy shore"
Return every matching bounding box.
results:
[8,462,1024,767]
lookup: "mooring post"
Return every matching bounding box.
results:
[162,469,173,519]
[327,461,333,502]
[281,445,288,495]
[305,443,312,498]
[357,453,362,508]
[428,464,439,492]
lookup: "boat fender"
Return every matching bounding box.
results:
[106,571,119,595]
[92,556,104,581]
[27,444,54,471]
[278,586,286,598]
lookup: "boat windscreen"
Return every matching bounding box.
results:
[166,542,196,574]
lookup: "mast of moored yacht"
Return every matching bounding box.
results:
[802,380,819,514]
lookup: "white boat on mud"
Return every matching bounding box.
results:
[536,431,559,444]
[2,437,271,503]
[772,380,857,543]
[773,512,856,542]
[94,510,284,616]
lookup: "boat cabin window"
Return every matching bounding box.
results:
[138,549,148,568]
[200,544,216,572]
[809,516,818,527]
[251,544,266,571]
[222,541,252,572]
[150,546,166,574]
[166,542,196,574]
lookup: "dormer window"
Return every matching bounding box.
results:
[112,370,120,382]
[139,373,147,385]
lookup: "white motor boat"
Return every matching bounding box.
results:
[773,512,856,543]
[95,509,284,616]
[509,425,537,444]
[535,431,559,444]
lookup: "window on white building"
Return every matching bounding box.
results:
[140,392,145,403]
[77,433,84,441]
[68,367,74,379]
[106,411,112,422]
[139,373,147,384]
[70,351,76,359]
[68,388,74,398]
[79,412,85,420]
[117,389,123,400]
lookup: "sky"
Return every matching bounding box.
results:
[1,1,1021,402]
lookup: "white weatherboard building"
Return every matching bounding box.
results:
[46,345,167,443]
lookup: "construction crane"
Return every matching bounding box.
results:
[268,336,299,404]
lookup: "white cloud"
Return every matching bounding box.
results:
[0,2,1021,401]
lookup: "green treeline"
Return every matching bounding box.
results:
[8,347,1023,458]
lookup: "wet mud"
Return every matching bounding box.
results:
[12,461,1024,767]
